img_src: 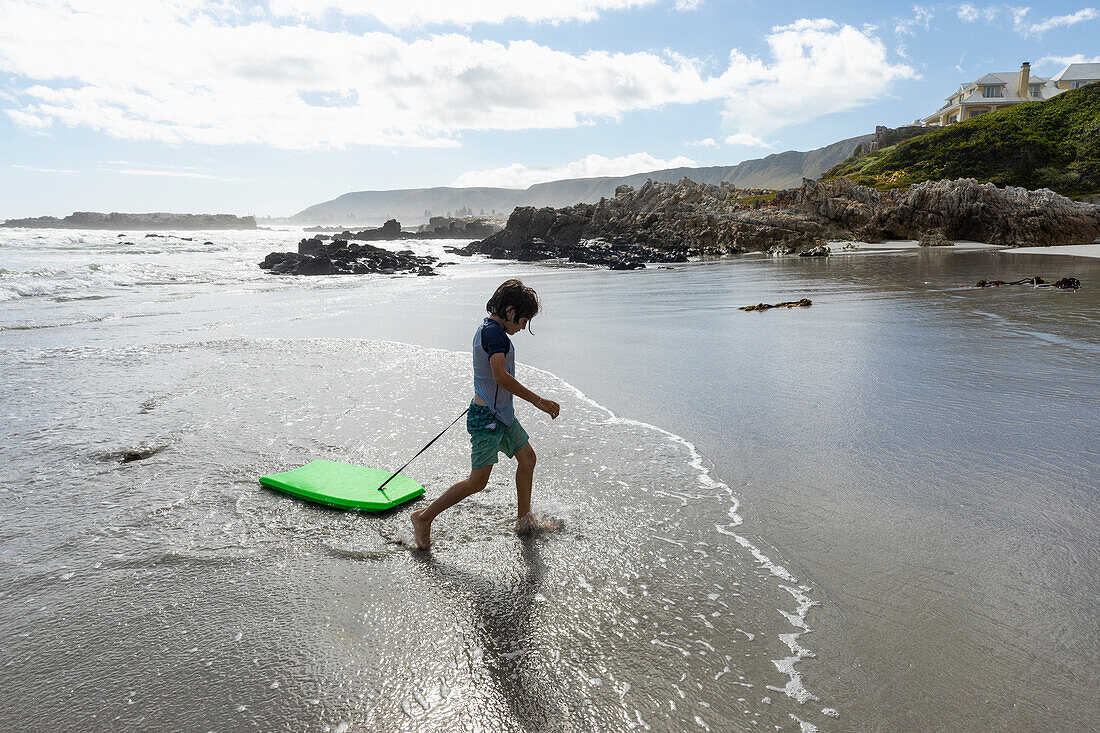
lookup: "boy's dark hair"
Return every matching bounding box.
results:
[486,279,540,326]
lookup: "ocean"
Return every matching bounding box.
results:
[1,229,1097,731]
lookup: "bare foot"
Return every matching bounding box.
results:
[410,509,431,550]
[515,512,563,535]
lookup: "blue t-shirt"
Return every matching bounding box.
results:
[472,317,516,426]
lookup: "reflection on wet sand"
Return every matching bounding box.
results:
[415,535,574,731]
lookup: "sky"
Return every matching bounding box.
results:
[0,0,1097,218]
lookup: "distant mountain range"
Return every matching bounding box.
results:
[293,133,873,225]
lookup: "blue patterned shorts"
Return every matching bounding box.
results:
[468,402,529,469]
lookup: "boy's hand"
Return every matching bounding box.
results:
[538,398,560,420]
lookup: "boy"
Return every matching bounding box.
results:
[410,279,560,550]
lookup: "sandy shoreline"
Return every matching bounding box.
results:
[827,239,1100,259]
[1002,243,1100,259]
[825,239,998,253]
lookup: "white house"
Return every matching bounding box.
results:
[922,62,1100,127]
[1050,62,1100,90]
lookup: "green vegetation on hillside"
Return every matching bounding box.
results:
[823,84,1100,197]
[731,192,778,206]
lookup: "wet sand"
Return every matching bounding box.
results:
[1004,243,1100,258]
[2,236,1099,730]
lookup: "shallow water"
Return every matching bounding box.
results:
[0,338,811,731]
[1,231,1098,731]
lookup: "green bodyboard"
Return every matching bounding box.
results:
[259,459,425,511]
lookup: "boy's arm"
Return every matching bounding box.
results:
[490,353,560,419]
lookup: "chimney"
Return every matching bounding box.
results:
[1019,61,1031,99]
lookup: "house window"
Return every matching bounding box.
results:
[1070,80,1094,89]
[969,110,987,118]
[981,85,1003,98]
[948,115,958,123]
[1030,84,1041,97]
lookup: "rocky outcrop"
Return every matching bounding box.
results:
[311,216,504,243]
[918,232,954,247]
[2,212,256,229]
[330,219,404,241]
[791,178,1100,246]
[266,177,1100,275]
[415,216,504,239]
[851,124,930,156]
[450,176,1100,268]
[259,216,504,275]
[452,179,822,266]
[259,238,438,276]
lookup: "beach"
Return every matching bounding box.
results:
[1,230,1098,731]
[1005,243,1100,259]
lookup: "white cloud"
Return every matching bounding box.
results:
[452,152,697,188]
[267,0,657,27]
[1010,7,1030,31]
[720,19,916,138]
[5,108,51,129]
[674,0,702,10]
[0,4,914,152]
[955,4,998,22]
[110,168,246,182]
[1041,53,1100,66]
[1034,7,1098,31]
[0,2,735,149]
[686,137,717,147]
[895,6,933,36]
[956,3,979,21]
[724,133,771,147]
[11,164,76,173]
[1012,7,1098,36]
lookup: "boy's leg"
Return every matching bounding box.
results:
[513,443,561,534]
[514,443,536,520]
[410,466,492,549]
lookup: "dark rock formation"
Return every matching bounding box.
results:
[98,444,167,463]
[918,232,954,247]
[2,212,256,230]
[335,218,403,242]
[451,179,796,265]
[267,177,1100,275]
[259,216,502,276]
[303,225,351,232]
[851,124,931,156]
[739,299,813,311]
[975,276,1081,289]
[792,178,1100,247]
[259,238,437,276]
[416,216,504,239]
[448,176,1100,268]
[315,216,504,243]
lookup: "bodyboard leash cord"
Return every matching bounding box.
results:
[376,408,469,497]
